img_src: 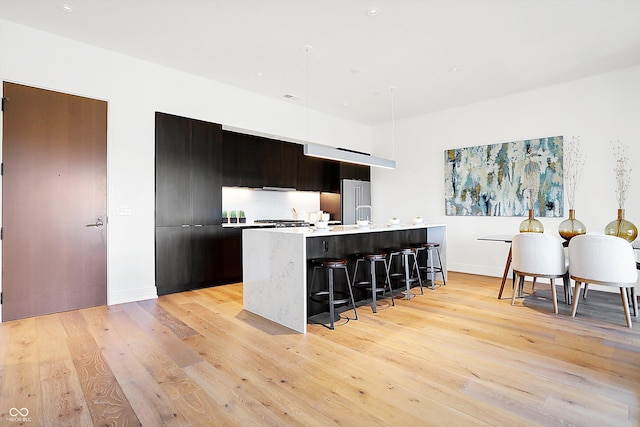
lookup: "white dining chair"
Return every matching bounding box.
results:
[568,234,638,328]
[510,233,570,314]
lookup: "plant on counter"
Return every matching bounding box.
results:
[239,210,246,223]
[230,210,238,223]
[222,210,228,223]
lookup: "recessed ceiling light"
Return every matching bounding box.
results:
[60,3,73,13]
[366,8,379,16]
[449,67,460,73]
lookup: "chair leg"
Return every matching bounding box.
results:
[370,259,378,314]
[412,253,424,294]
[342,266,358,321]
[532,277,537,291]
[620,287,632,328]
[563,274,571,305]
[328,269,335,330]
[512,274,525,306]
[571,281,582,317]
[381,259,395,307]
[632,288,638,317]
[436,248,446,286]
[549,278,558,314]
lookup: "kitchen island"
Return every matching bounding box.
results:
[242,223,447,333]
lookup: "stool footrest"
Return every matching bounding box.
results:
[310,291,352,306]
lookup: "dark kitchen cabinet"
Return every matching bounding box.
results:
[328,161,370,192]
[263,139,299,188]
[222,131,264,188]
[155,112,223,295]
[297,150,334,192]
[155,113,191,226]
[222,228,243,283]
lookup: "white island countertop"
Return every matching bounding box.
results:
[242,222,447,333]
[246,222,447,236]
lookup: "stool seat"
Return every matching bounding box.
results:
[321,258,348,268]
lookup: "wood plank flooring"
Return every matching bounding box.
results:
[1,272,639,426]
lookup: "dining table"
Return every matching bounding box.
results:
[479,235,639,299]
[477,235,517,299]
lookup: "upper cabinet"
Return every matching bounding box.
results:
[156,113,223,226]
[221,129,369,192]
[263,139,299,189]
[222,131,264,188]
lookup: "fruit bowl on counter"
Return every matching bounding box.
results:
[389,217,401,226]
[357,219,370,228]
[314,221,329,229]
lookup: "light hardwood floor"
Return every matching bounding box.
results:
[1,272,639,426]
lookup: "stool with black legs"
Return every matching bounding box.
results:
[309,258,358,330]
[351,252,394,313]
[415,242,446,290]
[386,246,423,300]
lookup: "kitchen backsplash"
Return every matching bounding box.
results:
[222,187,323,222]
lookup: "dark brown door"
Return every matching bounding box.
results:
[2,82,107,321]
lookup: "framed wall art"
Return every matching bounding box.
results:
[444,136,563,217]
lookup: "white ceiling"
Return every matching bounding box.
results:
[2,0,640,125]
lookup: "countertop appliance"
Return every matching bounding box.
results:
[254,219,311,228]
[340,179,371,225]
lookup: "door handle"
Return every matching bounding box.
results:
[86,217,105,229]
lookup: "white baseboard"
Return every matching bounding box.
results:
[108,286,158,305]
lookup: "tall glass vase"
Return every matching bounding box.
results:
[605,208,638,242]
[558,209,586,241]
[519,209,544,233]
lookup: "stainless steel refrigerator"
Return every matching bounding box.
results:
[340,179,371,225]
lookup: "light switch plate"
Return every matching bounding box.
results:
[116,206,132,216]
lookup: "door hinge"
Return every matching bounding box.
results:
[1,97,7,111]
[1,292,3,304]
[1,227,3,240]
[1,162,3,176]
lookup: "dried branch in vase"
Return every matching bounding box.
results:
[612,141,631,209]
[563,136,585,210]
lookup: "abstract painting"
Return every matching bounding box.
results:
[444,136,563,217]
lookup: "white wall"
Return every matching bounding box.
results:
[0,19,372,310]
[371,64,640,277]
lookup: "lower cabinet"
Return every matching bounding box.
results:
[222,228,243,283]
[155,225,224,295]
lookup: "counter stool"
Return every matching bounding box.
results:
[387,246,423,300]
[309,258,358,330]
[414,242,446,290]
[351,252,394,313]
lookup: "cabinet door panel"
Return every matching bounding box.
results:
[222,131,264,187]
[191,225,223,287]
[156,226,192,295]
[223,228,243,283]
[156,113,192,226]
[192,120,223,225]
[264,140,298,188]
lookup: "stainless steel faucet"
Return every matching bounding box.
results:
[355,204,372,221]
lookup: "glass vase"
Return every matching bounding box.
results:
[519,209,544,233]
[558,209,586,241]
[605,208,638,242]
